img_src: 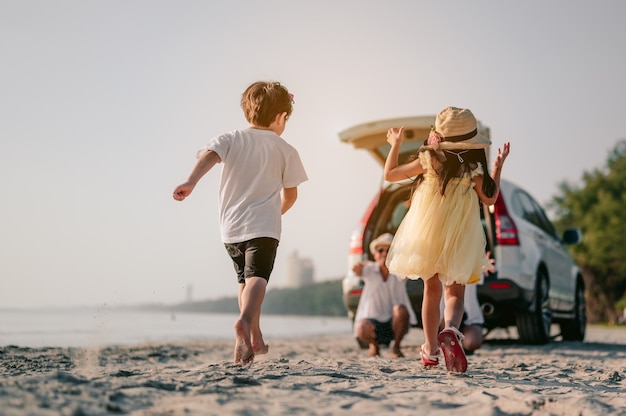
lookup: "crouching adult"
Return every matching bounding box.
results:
[352,233,417,358]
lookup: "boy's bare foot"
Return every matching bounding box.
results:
[368,344,380,357]
[234,319,254,366]
[252,341,269,355]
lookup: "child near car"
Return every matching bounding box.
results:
[383,106,510,372]
[172,81,308,366]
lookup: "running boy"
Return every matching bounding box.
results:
[173,81,308,365]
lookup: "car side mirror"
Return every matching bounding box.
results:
[562,227,582,245]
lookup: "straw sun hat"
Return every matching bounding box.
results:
[421,107,491,151]
[369,233,394,255]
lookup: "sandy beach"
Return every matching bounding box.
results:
[1,325,625,416]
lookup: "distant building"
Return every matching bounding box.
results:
[286,251,314,288]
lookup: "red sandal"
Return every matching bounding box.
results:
[438,326,467,373]
[420,345,439,367]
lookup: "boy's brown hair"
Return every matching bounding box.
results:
[241,81,293,127]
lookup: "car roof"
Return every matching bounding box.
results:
[500,178,521,200]
[339,115,491,167]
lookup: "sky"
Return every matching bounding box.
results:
[1,0,625,309]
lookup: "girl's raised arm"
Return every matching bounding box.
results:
[384,127,425,182]
[491,142,510,187]
[474,142,511,206]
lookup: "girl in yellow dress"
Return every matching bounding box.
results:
[384,107,510,373]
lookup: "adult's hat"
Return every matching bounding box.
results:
[369,233,394,255]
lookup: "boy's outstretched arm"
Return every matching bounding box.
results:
[281,187,298,214]
[173,150,221,201]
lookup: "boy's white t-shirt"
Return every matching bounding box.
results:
[198,128,308,244]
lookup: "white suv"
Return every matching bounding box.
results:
[341,115,585,345]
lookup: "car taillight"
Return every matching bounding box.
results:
[488,281,513,290]
[494,195,520,246]
[349,227,364,255]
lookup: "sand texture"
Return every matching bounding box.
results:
[1,326,625,415]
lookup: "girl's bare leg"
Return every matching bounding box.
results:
[443,283,465,329]
[439,282,468,372]
[421,276,443,356]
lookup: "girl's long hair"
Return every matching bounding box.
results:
[413,147,496,198]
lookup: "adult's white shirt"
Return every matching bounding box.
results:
[198,128,308,244]
[353,262,418,337]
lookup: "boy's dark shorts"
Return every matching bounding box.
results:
[224,237,279,284]
[367,319,394,346]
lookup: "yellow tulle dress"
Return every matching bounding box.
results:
[386,151,489,285]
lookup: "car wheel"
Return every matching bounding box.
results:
[559,281,586,341]
[516,269,552,345]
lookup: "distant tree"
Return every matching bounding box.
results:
[263,280,346,316]
[167,279,347,317]
[550,139,626,323]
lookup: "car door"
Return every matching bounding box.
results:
[517,190,572,310]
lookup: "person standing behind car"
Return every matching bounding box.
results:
[352,233,417,358]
